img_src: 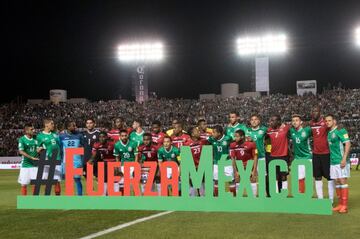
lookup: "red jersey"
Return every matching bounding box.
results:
[107,128,133,142]
[171,133,191,149]
[137,143,158,162]
[267,124,290,157]
[151,131,166,148]
[199,130,212,140]
[92,141,115,162]
[183,138,207,167]
[310,118,330,154]
[230,141,257,166]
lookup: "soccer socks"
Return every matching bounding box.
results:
[199,183,205,196]
[156,183,161,196]
[315,180,323,199]
[298,179,305,193]
[251,183,257,197]
[340,184,349,212]
[21,185,27,196]
[189,187,196,197]
[55,182,61,195]
[333,185,342,211]
[103,183,108,196]
[327,180,334,203]
[74,178,82,196]
[281,181,288,190]
[229,184,236,196]
[214,184,218,196]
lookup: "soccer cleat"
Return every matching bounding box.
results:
[332,204,342,212]
[338,206,348,214]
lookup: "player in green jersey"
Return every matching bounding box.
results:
[208,125,233,196]
[247,114,268,168]
[225,111,248,140]
[129,119,145,147]
[36,119,62,195]
[289,114,312,193]
[18,124,39,195]
[325,114,351,213]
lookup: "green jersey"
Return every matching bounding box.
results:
[36,131,61,160]
[225,123,247,140]
[327,127,350,165]
[246,126,268,158]
[18,135,38,168]
[113,140,138,162]
[157,146,180,163]
[208,135,232,164]
[129,130,145,147]
[289,127,312,160]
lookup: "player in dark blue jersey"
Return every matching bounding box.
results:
[82,118,100,178]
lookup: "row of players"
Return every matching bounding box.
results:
[17,106,351,213]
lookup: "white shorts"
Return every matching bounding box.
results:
[297,159,312,180]
[121,166,135,178]
[213,164,234,181]
[42,165,62,182]
[18,167,38,185]
[257,157,266,175]
[330,164,350,179]
[165,167,180,179]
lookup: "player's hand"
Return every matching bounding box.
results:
[251,170,258,178]
[37,147,44,153]
[340,160,346,169]
[32,157,39,161]
[234,172,240,182]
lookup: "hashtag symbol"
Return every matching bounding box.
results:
[31,149,62,195]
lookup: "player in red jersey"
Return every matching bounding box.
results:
[184,127,208,196]
[151,120,166,148]
[197,119,213,140]
[136,133,160,195]
[230,129,258,197]
[107,117,133,143]
[266,115,291,194]
[171,121,190,149]
[310,106,334,203]
[89,131,116,195]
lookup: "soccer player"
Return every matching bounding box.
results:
[197,119,213,140]
[59,121,83,195]
[18,124,39,195]
[208,125,233,196]
[289,115,312,193]
[166,119,187,136]
[89,131,116,195]
[151,120,166,148]
[310,106,334,202]
[157,136,180,195]
[184,127,207,196]
[113,129,138,192]
[266,115,291,194]
[129,119,145,147]
[136,133,160,195]
[36,119,62,195]
[225,111,248,140]
[230,130,258,196]
[170,121,190,149]
[325,114,351,213]
[108,117,132,142]
[82,118,100,178]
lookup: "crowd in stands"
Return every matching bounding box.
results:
[1,88,360,156]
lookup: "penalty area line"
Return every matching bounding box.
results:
[79,211,174,239]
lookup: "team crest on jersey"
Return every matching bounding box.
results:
[171,153,175,158]
[222,141,227,146]
[301,132,306,137]
[93,135,96,139]
[128,147,132,151]
[258,130,263,135]
[332,133,336,139]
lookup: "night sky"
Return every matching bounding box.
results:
[4,1,360,103]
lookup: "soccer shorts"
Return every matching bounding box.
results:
[257,157,266,175]
[330,164,350,179]
[294,159,312,180]
[266,155,290,178]
[312,153,330,180]
[42,165,62,182]
[18,167,38,185]
[213,164,234,181]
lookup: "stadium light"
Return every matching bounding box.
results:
[356,27,360,46]
[117,42,164,62]
[236,34,288,56]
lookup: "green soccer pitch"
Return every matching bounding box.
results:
[1,169,359,239]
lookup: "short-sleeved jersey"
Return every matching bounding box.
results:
[92,141,115,162]
[171,133,191,149]
[82,129,100,162]
[246,126,268,158]
[266,124,291,157]
[151,131,166,147]
[130,130,145,147]
[59,131,83,167]
[138,143,159,163]
[18,135,38,168]
[310,118,330,154]
[230,141,257,166]
[225,123,248,140]
[36,131,61,160]
[289,127,312,160]
[183,138,207,167]
[208,135,232,164]
[198,128,213,140]
[107,128,133,142]
[327,127,350,165]
[157,146,180,163]
[113,140,138,163]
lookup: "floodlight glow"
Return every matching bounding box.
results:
[117,42,164,62]
[236,34,288,56]
[356,27,360,46]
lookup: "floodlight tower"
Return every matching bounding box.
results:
[356,27,360,46]
[117,42,164,103]
[236,33,288,95]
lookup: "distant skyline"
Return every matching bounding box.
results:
[4,1,360,102]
